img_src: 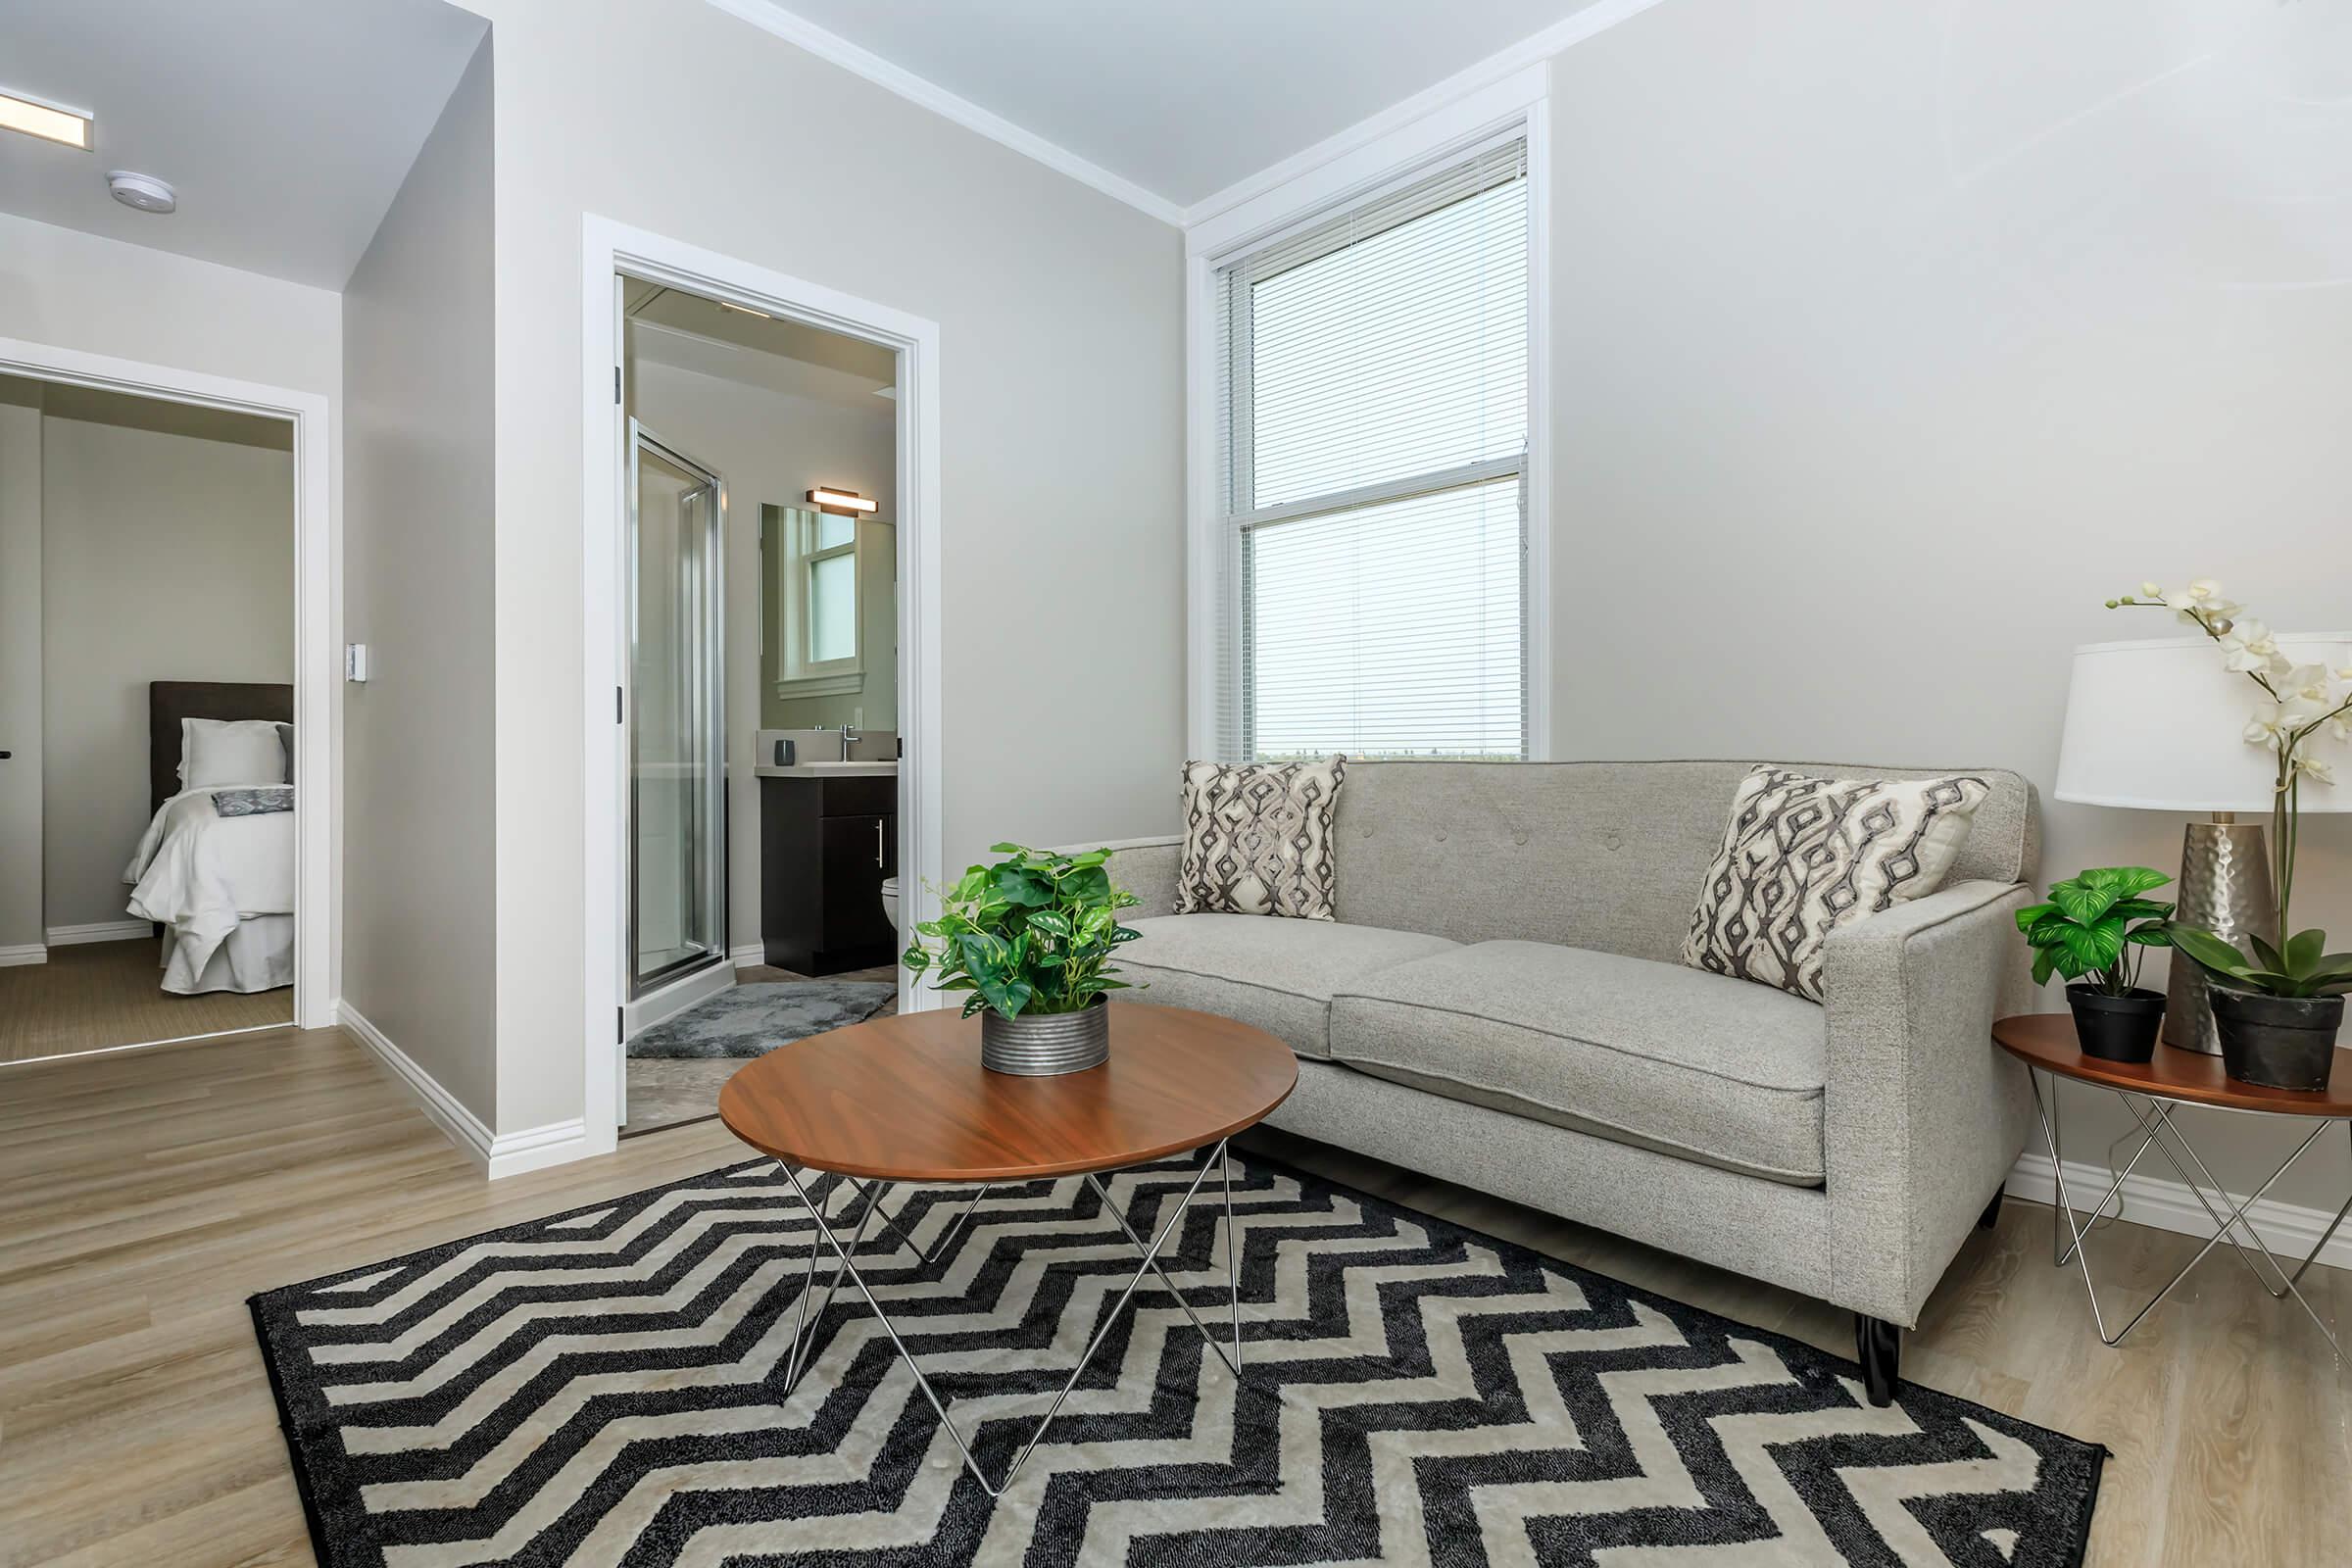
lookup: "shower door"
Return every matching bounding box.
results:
[628,422,727,997]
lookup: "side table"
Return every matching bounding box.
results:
[1993,1013,2352,1352]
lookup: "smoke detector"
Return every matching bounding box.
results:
[107,171,175,214]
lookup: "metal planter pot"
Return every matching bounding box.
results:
[2212,990,2344,1092]
[981,1000,1109,1076]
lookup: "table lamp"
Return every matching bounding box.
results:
[2054,633,2352,1053]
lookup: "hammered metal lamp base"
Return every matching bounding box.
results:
[2164,818,2277,1055]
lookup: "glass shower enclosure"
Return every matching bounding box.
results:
[628,421,727,998]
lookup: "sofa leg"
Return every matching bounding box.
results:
[1978,1190,2004,1231]
[1854,1314,1901,1407]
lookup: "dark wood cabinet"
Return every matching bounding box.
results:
[760,774,897,975]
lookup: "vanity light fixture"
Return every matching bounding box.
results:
[808,487,877,515]
[718,301,772,318]
[0,88,91,150]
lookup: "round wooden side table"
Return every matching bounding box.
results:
[1993,1013,2352,1352]
[719,1002,1297,1495]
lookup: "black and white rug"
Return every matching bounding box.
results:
[250,1156,2102,1566]
[625,982,896,1059]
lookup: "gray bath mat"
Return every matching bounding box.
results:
[625,980,895,1059]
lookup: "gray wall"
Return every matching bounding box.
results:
[39,415,294,928]
[467,0,1186,1135]
[627,353,897,956]
[341,37,499,1123]
[1544,0,2352,1206]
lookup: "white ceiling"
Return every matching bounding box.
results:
[0,0,488,290]
[760,0,1625,209]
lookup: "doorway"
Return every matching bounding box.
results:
[579,219,943,1157]
[0,339,336,1064]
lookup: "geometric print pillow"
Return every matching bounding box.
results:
[1681,767,1992,1003]
[1174,756,1347,920]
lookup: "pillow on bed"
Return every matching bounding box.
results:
[181,718,289,789]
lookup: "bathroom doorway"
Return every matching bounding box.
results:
[612,269,908,1136]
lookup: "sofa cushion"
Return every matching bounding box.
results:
[1327,941,1828,1186]
[1118,913,1459,1059]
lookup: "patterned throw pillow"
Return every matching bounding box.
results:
[1175,757,1347,920]
[1681,767,1992,1003]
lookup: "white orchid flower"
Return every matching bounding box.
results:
[2140,581,2163,599]
[2300,757,2336,786]
[2279,663,2335,703]
[2219,617,2279,672]
[2187,579,2223,599]
[2246,706,2288,749]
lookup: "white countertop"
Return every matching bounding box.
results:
[753,760,900,779]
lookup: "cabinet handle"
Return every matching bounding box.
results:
[875,817,886,868]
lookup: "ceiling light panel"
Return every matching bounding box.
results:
[0,89,92,149]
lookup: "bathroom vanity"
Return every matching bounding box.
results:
[756,762,898,975]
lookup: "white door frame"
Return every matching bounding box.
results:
[0,334,338,1028]
[580,216,945,1151]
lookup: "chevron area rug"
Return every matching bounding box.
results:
[249,1155,2103,1566]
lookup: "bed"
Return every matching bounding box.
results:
[122,681,296,996]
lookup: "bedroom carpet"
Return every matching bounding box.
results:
[0,935,293,1063]
[249,1153,2105,1566]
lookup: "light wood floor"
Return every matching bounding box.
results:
[0,1024,2341,1566]
[621,961,898,1136]
[0,937,293,1064]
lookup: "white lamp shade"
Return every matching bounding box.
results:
[2055,633,2352,812]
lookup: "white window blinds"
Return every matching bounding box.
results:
[1214,135,1531,761]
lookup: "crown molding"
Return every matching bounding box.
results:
[1179,0,1668,230]
[699,0,1184,226]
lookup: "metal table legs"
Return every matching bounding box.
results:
[768,1143,1245,1496]
[2029,1068,2350,1353]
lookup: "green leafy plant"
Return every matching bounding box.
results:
[902,844,1143,1019]
[2168,927,2352,1001]
[2015,866,2176,996]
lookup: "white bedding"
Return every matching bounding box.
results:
[123,787,295,995]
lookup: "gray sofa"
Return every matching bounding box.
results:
[1090,759,2039,1403]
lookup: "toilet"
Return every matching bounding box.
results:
[879,875,899,932]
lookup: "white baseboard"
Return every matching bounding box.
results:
[46,919,151,946]
[336,1000,495,1167]
[624,959,734,1037]
[0,943,47,967]
[729,942,766,967]
[336,1000,597,1181]
[2005,1151,2352,1275]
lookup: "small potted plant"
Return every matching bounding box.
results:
[2016,867,2175,1062]
[902,843,1143,1075]
[2111,582,2351,1089]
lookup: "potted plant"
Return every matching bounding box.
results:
[901,843,1143,1075]
[2017,868,2176,1061]
[2111,581,2352,1088]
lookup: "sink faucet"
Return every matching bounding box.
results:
[838,724,860,761]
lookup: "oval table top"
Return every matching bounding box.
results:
[1993,1013,2352,1116]
[718,1003,1298,1182]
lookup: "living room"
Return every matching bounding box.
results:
[2,1,2345,1564]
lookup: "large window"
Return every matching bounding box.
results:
[1213,134,1532,761]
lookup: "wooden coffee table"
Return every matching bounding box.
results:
[1995,1013,2352,1353]
[719,1003,1296,1494]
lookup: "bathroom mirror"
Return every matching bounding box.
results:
[760,503,897,732]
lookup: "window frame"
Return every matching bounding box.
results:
[1184,69,1551,763]
[771,503,864,699]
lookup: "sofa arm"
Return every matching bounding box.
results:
[1042,835,1183,920]
[1819,878,2035,1325]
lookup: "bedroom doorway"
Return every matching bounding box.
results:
[0,341,335,1067]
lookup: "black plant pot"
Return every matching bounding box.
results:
[2212,990,2345,1092]
[2066,985,2165,1064]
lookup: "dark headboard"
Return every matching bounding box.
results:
[150,681,293,816]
